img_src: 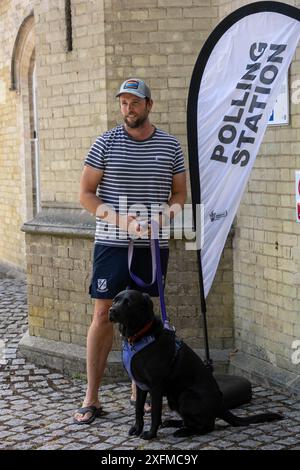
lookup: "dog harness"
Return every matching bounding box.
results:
[122,335,155,391]
[122,335,183,391]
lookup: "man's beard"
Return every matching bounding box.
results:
[124,113,148,129]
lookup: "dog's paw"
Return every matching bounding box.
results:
[129,424,143,436]
[141,430,157,440]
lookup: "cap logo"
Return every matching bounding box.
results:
[124,80,139,90]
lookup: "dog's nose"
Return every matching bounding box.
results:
[108,312,114,322]
[108,307,116,322]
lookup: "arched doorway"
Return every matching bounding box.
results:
[11,12,40,219]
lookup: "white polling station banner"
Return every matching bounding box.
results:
[187,1,300,299]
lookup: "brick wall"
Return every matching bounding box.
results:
[0,0,34,269]
[34,0,108,205]
[25,230,233,351]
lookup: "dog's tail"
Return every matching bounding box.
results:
[219,409,283,427]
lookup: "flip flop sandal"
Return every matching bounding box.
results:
[73,405,104,425]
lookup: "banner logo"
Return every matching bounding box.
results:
[209,210,228,222]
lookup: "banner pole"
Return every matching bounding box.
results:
[188,117,214,371]
[196,248,213,371]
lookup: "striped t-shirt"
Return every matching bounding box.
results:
[84,125,185,247]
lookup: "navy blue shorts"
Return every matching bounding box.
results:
[89,244,169,299]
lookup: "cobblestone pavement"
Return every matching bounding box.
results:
[0,276,300,450]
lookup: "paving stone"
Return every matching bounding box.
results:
[12,359,26,365]
[47,374,64,380]
[28,428,48,436]
[10,376,25,382]
[80,435,100,444]
[260,443,286,450]
[30,435,58,445]
[201,445,221,450]
[0,431,14,439]
[6,419,26,427]
[225,434,249,443]
[253,434,277,443]
[90,442,115,450]
[288,425,300,433]
[23,413,43,420]
[13,433,33,442]
[271,429,294,437]
[212,439,237,449]
[34,369,50,375]
[13,382,29,389]
[37,444,63,450]
[52,437,75,445]
[105,436,127,445]
[61,443,88,450]
[114,446,137,450]
[276,437,300,446]
[48,430,67,438]
[46,422,66,431]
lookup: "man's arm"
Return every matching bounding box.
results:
[168,171,187,216]
[79,165,137,231]
[79,165,104,215]
[156,171,187,230]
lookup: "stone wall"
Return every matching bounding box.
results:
[34,0,108,205]
[0,0,34,270]
[23,219,233,352]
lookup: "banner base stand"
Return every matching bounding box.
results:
[214,374,252,409]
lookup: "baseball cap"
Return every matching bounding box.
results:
[116,78,151,99]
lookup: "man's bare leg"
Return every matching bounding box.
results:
[74,298,113,423]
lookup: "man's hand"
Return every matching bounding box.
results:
[95,204,170,239]
[96,207,148,239]
[127,217,149,239]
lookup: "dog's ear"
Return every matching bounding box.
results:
[142,293,154,316]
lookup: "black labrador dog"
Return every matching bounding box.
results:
[109,289,282,440]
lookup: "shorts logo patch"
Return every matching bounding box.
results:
[97,278,108,292]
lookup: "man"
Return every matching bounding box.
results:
[74,78,186,424]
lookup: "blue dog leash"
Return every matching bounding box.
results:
[125,222,182,390]
[128,220,172,331]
